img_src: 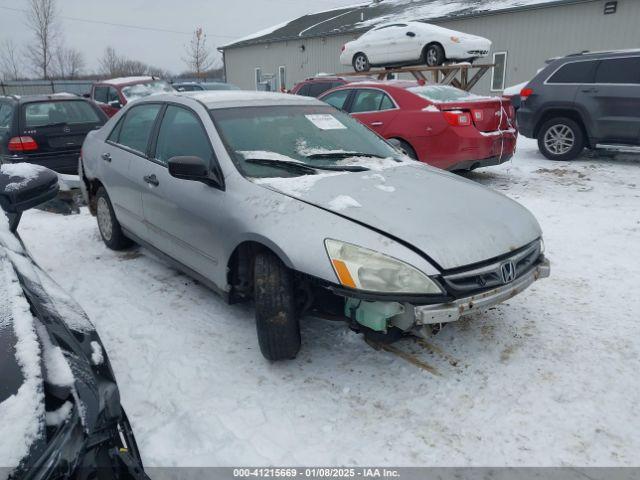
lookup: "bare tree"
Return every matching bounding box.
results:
[99,46,122,77]
[0,40,22,80]
[25,0,59,79]
[183,27,214,79]
[53,47,85,79]
[99,46,169,79]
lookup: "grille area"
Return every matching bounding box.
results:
[442,242,542,295]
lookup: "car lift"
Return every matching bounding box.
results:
[333,63,495,92]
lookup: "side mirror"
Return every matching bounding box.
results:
[168,156,220,187]
[406,31,416,37]
[0,164,59,232]
[108,100,121,109]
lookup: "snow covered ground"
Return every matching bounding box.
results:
[18,138,640,467]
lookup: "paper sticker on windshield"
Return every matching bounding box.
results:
[305,114,347,130]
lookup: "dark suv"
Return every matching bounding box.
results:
[0,94,107,174]
[517,50,640,160]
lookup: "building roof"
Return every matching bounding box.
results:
[220,0,593,50]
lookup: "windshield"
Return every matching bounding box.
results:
[23,101,102,128]
[210,105,402,179]
[408,85,489,103]
[121,80,174,101]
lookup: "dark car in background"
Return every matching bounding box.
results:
[172,81,240,92]
[89,76,175,117]
[290,75,376,97]
[517,49,640,160]
[0,163,149,479]
[0,94,107,174]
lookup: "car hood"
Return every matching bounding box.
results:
[255,162,541,271]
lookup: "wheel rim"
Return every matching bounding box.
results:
[354,55,367,72]
[426,48,438,66]
[543,124,575,155]
[96,197,113,241]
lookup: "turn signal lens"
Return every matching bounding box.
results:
[450,36,460,43]
[520,87,534,101]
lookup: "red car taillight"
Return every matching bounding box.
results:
[520,87,534,101]
[8,136,38,152]
[443,111,472,127]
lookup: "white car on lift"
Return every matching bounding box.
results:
[340,21,492,72]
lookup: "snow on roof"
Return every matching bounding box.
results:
[221,0,569,49]
[102,76,154,86]
[183,90,320,109]
[1,163,50,193]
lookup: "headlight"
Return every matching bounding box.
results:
[325,239,443,295]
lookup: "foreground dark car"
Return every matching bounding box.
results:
[0,94,107,175]
[0,164,148,479]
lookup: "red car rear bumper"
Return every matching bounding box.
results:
[411,127,518,171]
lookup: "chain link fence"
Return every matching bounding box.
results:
[0,80,94,96]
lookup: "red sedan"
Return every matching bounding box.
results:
[318,81,517,171]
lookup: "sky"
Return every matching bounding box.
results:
[0,0,360,76]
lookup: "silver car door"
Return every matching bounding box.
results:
[103,103,162,239]
[140,104,225,282]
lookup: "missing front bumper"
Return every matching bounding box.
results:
[414,259,550,325]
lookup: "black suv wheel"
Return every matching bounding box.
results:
[537,117,585,161]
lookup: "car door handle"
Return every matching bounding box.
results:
[371,121,384,126]
[101,152,111,162]
[143,174,159,186]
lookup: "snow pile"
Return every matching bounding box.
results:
[45,401,72,427]
[328,195,362,211]
[0,163,49,193]
[36,324,74,388]
[0,257,44,470]
[90,341,104,366]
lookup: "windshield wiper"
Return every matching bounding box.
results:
[244,158,368,173]
[305,152,387,160]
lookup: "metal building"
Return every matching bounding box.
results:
[219,0,638,94]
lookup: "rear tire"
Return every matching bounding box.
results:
[537,117,585,161]
[95,187,132,250]
[352,53,370,72]
[254,251,301,361]
[395,139,418,160]
[424,44,445,67]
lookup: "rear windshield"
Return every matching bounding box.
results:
[408,85,488,103]
[121,81,174,101]
[23,101,102,128]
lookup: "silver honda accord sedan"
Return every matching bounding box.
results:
[80,91,550,361]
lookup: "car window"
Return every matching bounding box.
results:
[115,103,162,154]
[23,101,102,128]
[350,90,394,113]
[547,60,597,84]
[296,84,311,96]
[0,104,12,131]
[154,105,213,166]
[308,82,337,98]
[107,87,120,103]
[93,86,108,103]
[594,57,640,84]
[322,89,351,110]
[121,81,174,101]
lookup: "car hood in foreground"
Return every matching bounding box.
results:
[256,162,541,271]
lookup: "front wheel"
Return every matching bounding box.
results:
[424,44,445,67]
[537,117,585,161]
[95,187,132,250]
[352,53,370,72]
[254,251,301,361]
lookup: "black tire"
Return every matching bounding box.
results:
[395,139,418,160]
[424,44,445,67]
[352,52,370,72]
[254,251,301,361]
[95,187,132,250]
[537,117,585,161]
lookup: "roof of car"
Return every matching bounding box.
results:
[99,76,157,87]
[0,92,82,104]
[141,90,322,109]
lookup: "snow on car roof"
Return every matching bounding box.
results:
[182,90,321,109]
[101,76,155,86]
[222,0,564,49]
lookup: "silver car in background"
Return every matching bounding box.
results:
[80,91,550,361]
